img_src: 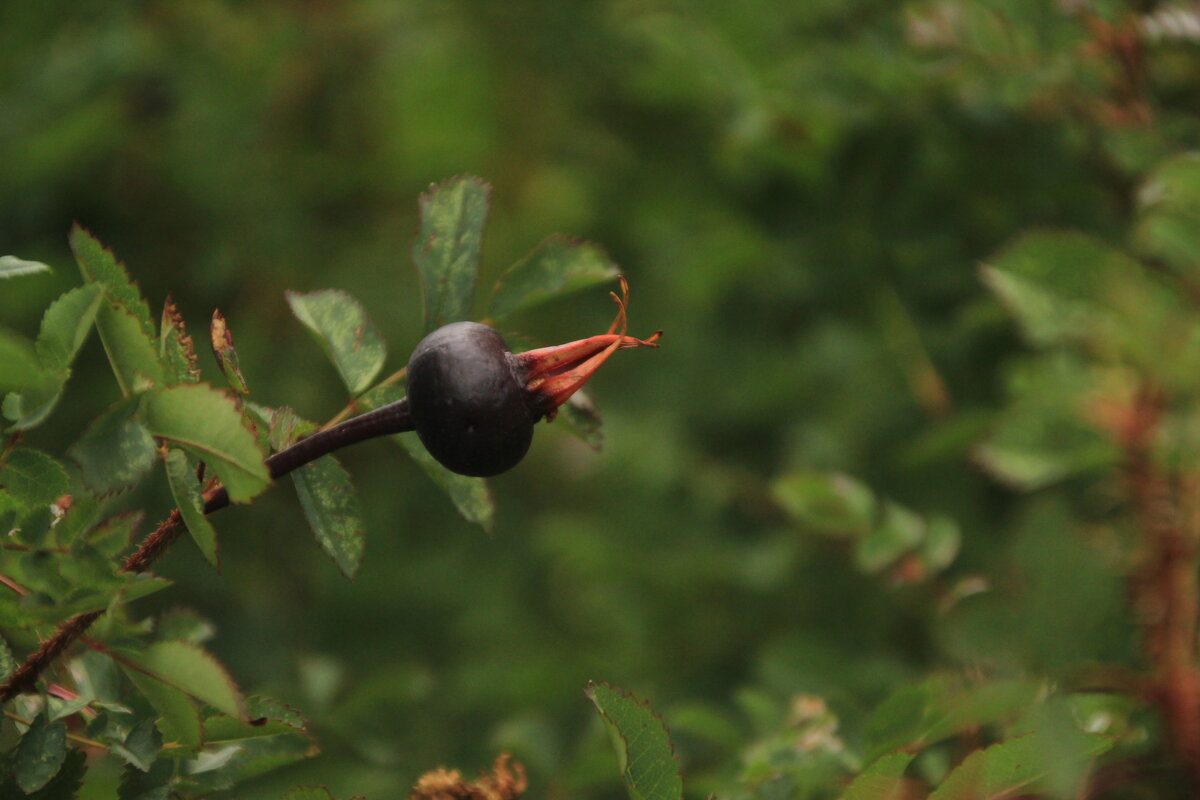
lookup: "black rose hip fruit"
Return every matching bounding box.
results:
[407,322,535,477]
[406,278,661,477]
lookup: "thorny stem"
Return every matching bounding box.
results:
[0,398,414,702]
[1123,389,1200,793]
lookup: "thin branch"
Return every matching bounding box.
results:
[0,398,413,702]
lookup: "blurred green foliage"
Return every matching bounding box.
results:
[6,1,1200,798]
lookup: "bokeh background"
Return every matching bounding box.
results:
[1,2,1186,797]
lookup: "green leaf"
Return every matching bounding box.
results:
[111,718,163,772]
[118,758,175,800]
[96,299,167,396]
[88,510,144,559]
[281,788,336,800]
[186,730,314,791]
[0,255,52,279]
[586,681,683,800]
[3,373,65,431]
[122,668,202,750]
[0,636,14,682]
[160,297,200,385]
[928,729,1112,800]
[209,309,248,394]
[489,235,621,319]
[10,748,85,800]
[0,329,43,391]
[204,696,308,743]
[0,448,70,509]
[268,406,316,451]
[836,751,914,800]
[1135,153,1200,276]
[36,284,103,373]
[291,455,365,580]
[71,224,155,341]
[413,175,490,331]
[360,385,494,532]
[855,501,925,574]
[557,389,604,451]
[285,290,386,395]
[69,397,158,496]
[164,447,219,568]
[123,640,246,720]
[141,384,269,503]
[772,471,875,538]
[15,713,68,793]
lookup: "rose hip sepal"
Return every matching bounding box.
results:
[406,278,660,477]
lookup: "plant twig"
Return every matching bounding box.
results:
[1123,389,1200,792]
[0,398,413,702]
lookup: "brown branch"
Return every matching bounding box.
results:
[0,398,412,703]
[1124,389,1200,792]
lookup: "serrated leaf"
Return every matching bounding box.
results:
[1135,153,1200,276]
[489,235,621,319]
[160,297,200,385]
[37,284,103,373]
[122,668,203,750]
[413,175,490,331]
[0,448,70,509]
[586,681,683,800]
[71,225,155,340]
[88,511,144,559]
[141,384,269,503]
[928,729,1112,800]
[94,299,167,396]
[292,455,365,579]
[0,255,52,279]
[836,751,914,800]
[14,748,85,800]
[209,309,248,394]
[164,448,219,568]
[0,329,43,391]
[69,397,157,496]
[15,713,68,793]
[123,640,245,720]
[111,718,163,772]
[185,730,314,791]
[557,389,604,450]
[772,471,876,538]
[360,385,494,532]
[269,406,316,451]
[204,696,308,743]
[285,290,386,395]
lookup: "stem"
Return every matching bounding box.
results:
[0,398,413,702]
[1124,391,1200,792]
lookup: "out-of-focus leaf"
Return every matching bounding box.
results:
[928,728,1112,800]
[772,471,875,538]
[0,636,14,682]
[156,608,216,645]
[855,501,924,574]
[489,235,621,319]
[836,751,914,800]
[586,681,683,800]
[0,329,43,391]
[557,389,604,451]
[118,758,175,800]
[285,290,386,395]
[2,372,62,430]
[87,510,144,559]
[160,297,200,385]
[864,677,1043,762]
[111,718,163,773]
[413,175,490,331]
[0,255,52,279]
[974,355,1117,490]
[123,641,246,720]
[164,447,219,568]
[6,748,85,800]
[360,385,494,532]
[291,455,365,580]
[0,448,70,509]
[69,397,157,496]
[209,309,249,394]
[186,731,315,792]
[141,384,269,503]
[269,406,316,451]
[281,788,336,800]
[1135,153,1200,275]
[122,667,202,750]
[14,713,68,793]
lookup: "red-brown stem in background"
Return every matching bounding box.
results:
[1123,389,1200,792]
